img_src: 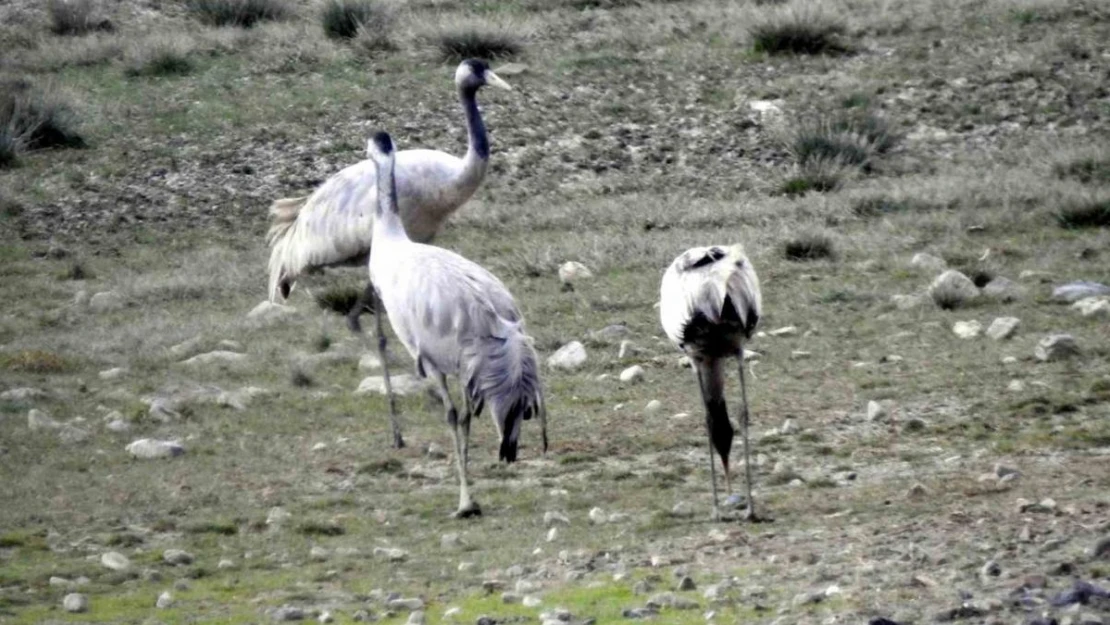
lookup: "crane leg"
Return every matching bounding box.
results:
[434,374,480,518]
[738,347,768,523]
[346,282,376,334]
[372,288,404,449]
[694,365,722,522]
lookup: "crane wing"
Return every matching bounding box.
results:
[659,245,761,348]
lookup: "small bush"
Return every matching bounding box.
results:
[183,521,238,535]
[780,158,845,196]
[749,8,850,56]
[321,0,388,40]
[436,27,522,63]
[783,233,835,261]
[354,20,396,55]
[357,457,403,474]
[1054,154,1110,185]
[297,521,345,536]
[1056,198,1110,229]
[0,80,86,168]
[313,285,363,315]
[48,0,113,36]
[124,34,195,77]
[1,349,72,373]
[290,366,314,387]
[188,0,291,27]
[852,196,940,217]
[788,110,900,171]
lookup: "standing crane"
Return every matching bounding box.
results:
[267,59,511,334]
[659,244,765,522]
[366,130,546,518]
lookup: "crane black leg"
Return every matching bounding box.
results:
[694,364,722,522]
[737,348,769,523]
[372,287,404,449]
[346,282,376,334]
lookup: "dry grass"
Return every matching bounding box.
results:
[188,0,292,28]
[320,0,389,40]
[47,0,113,36]
[123,33,196,77]
[433,24,523,63]
[782,232,835,261]
[0,79,85,168]
[787,109,901,171]
[1056,197,1110,229]
[749,5,851,55]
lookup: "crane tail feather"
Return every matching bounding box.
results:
[266,196,308,303]
[464,331,545,464]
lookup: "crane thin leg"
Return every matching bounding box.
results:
[372,288,404,449]
[738,348,768,523]
[434,374,480,518]
[694,365,722,522]
[346,281,376,334]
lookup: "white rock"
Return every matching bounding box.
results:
[148,397,181,421]
[163,549,194,565]
[588,507,607,524]
[618,340,637,359]
[929,270,979,308]
[444,607,461,618]
[1007,380,1026,392]
[523,595,542,607]
[440,533,461,549]
[247,300,297,322]
[98,367,128,380]
[952,320,982,339]
[790,350,811,359]
[558,261,593,286]
[780,419,799,435]
[677,355,692,368]
[217,559,234,569]
[1,387,45,401]
[318,611,334,623]
[544,511,570,526]
[156,591,173,609]
[58,424,89,444]
[406,611,425,625]
[645,399,662,415]
[267,507,291,526]
[768,326,797,337]
[358,353,382,371]
[1052,281,1110,303]
[49,576,72,587]
[387,597,424,611]
[311,442,328,452]
[982,277,1025,302]
[179,350,248,369]
[1072,297,1110,318]
[310,546,329,561]
[891,293,925,310]
[986,317,1020,340]
[546,527,558,542]
[126,438,185,459]
[1035,334,1080,361]
[63,593,88,613]
[73,290,89,306]
[866,400,886,422]
[910,252,947,272]
[547,342,587,371]
[373,547,408,562]
[28,409,60,431]
[748,99,784,126]
[355,374,430,396]
[619,365,645,383]
[101,551,131,571]
[89,290,125,312]
[169,335,205,358]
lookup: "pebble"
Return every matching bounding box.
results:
[1051,281,1110,303]
[441,533,461,549]
[619,365,645,383]
[903,417,927,432]
[63,593,88,613]
[273,605,306,621]
[1007,380,1025,392]
[126,438,185,459]
[89,290,125,312]
[866,400,886,422]
[101,551,131,571]
[163,549,194,565]
[907,483,929,499]
[558,261,593,287]
[929,270,979,308]
[406,611,425,625]
[547,342,588,371]
[355,374,430,396]
[426,442,447,459]
[106,418,131,432]
[523,594,542,607]
[443,607,461,618]
[588,507,607,524]
[952,320,982,339]
[58,424,89,444]
[891,293,925,310]
[178,350,248,368]
[98,367,128,380]
[218,559,234,569]
[911,252,947,273]
[318,611,334,623]
[618,340,637,359]
[981,560,1001,578]
[1035,334,1080,362]
[982,277,1025,302]
[1072,297,1110,318]
[544,511,570,526]
[27,409,60,431]
[1,387,45,401]
[780,418,799,435]
[986,317,1020,340]
[502,592,521,604]
[156,591,173,609]
[373,547,408,562]
[645,399,662,414]
[49,576,71,587]
[310,546,329,561]
[1092,536,1110,560]
[387,598,424,611]
[547,527,558,542]
[768,326,797,337]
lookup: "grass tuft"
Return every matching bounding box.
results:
[297,521,345,536]
[124,34,196,77]
[435,27,522,63]
[852,196,939,217]
[48,0,114,36]
[188,0,292,28]
[183,520,238,535]
[290,366,314,387]
[1054,154,1110,185]
[0,79,86,168]
[779,157,846,196]
[783,233,835,261]
[357,457,403,474]
[313,285,363,315]
[1056,198,1110,229]
[1,349,72,373]
[749,7,851,56]
[321,0,388,40]
[788,109,900,171]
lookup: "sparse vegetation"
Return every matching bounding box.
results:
[321,0,388,40]
[787,109,900,171]
[783,233,835,261]
[435,27,522,63]
[297,521,345,536]
[1,349,72,373]
[47,0,113,36]
[124,34,196,77]
[1055,153,1110,185]
[188,0,292,28]
[779,158,846,196]
[0,80,85,168]
[313,285,363,316]
[1056,198,1110,229]
[290,366,314,387]
[749,7,851,56]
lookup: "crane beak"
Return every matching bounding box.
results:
[484,70,512,91]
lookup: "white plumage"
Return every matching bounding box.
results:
[660,244,764,521]
[266,59,511,331]
[366,131,546,518]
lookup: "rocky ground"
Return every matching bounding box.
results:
[1,0,1109,623]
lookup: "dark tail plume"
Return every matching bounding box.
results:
[695,358,734,470]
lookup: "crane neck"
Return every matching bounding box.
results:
[459,84,490,167]
[373,156,407,241]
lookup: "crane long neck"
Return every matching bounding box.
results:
[374,156,407,241]
[460,85,489,163]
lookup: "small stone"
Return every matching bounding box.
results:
[1092,536,1110,560]
[179,350,248,368]
[982,277,1025,302]
[273,605,306,621]
[387,598,424,611]
[1072,297,1110,318]
[986,317,1020,340]
[310,546,329,561]
[318,611,334,623]
[672,502,695,518]
[406,611,426,625]
[218,559,234,569]
[63,593,88,613]
[678,355,692,368]
[1035,334,1080,362]
[544,511,570,526]
[618,340,637,359]
[126,438,185,459]
[619,365,645,383]
[891,294,924,310]
[502,592,522,604]
[443,607,461,619]
[247,301,298,323]
[106,418,131,432]
[903,417,927,433]
[355,374,430,396]
[49,576,71,587]
[588,507,607,524]
[73,290,88,306]
[312,442,328,452]
[547,527,558,542]
[27,409,60,431]
[645,399,662,415]
[866,400,886,422]
[780,418,799,435]
[523,594,542,607]
[89,290,125,312]
[1,387,45,401]
[677,576,697,591]
[266,506,291,526]
[953,320,982,339]
[101,551,131,571]
[547,342,588,371]
[558,261,593,287]
[426,442,447,459]
[994,464,1020,479]
[1052,281,1110,303]
[929,270,979,308]
[373,547,408,562]
[911,252,947,272]
[790,350,811,359]
[358,353,383,372]
[623,607,658,618]
[98,367,128,380]
[769,326,797,337]
[163,549,194,565]
[156,591,173,609]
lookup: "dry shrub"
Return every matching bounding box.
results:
[124,33,196,77]
[0,79,85,168]
[434,26,522,63]
[188,0,292,28]
[48,0,113,36]
[749,5,851,55]
[321,0,389,39]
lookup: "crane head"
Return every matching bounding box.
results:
[456,59,512,92]
[366,131,394,161]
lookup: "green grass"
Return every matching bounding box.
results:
[320,0,388,40]
[188,0,291,28]
[1056,198,1110,229]
[749,8,851,55]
